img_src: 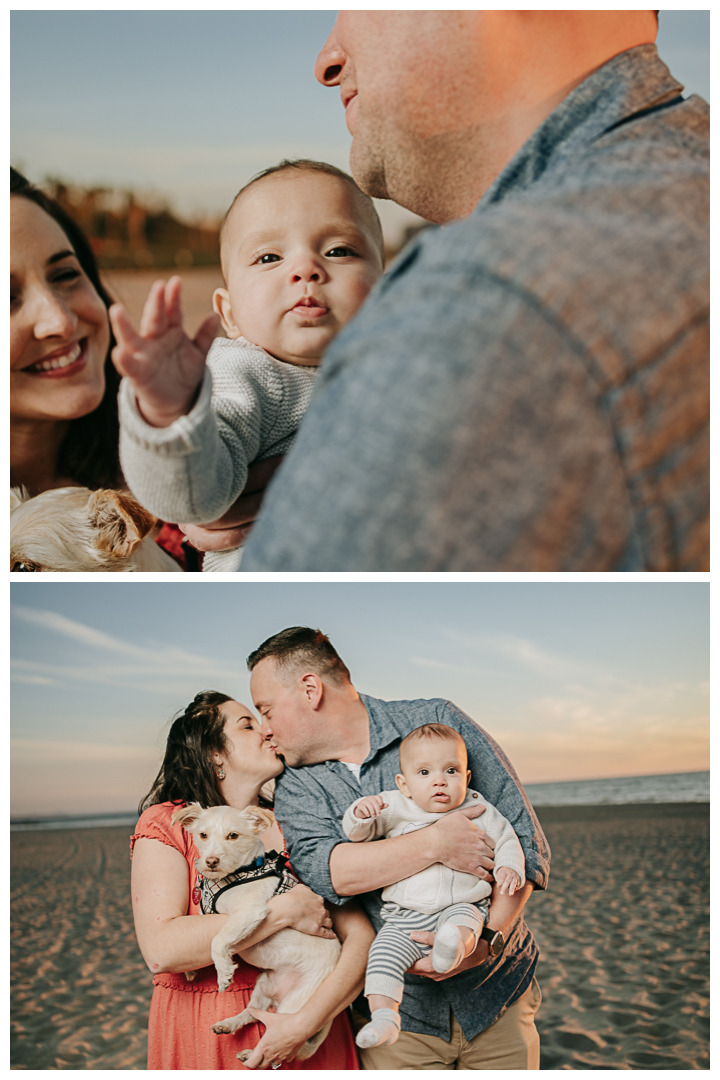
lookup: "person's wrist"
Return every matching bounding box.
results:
[136,396,187,429]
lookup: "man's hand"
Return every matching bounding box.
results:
[430,805,495,881]
[354,795,388,820]
[407,931,490,980]
[180,455,285,551]
[110,276,218,428]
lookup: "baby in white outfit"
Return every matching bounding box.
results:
[110,160,385,570]
[343,723,526,1049]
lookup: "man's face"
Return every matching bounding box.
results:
[250,656,326,768]
[314,12,481,220]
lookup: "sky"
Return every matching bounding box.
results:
[10,582,709,818]
[10,9,710,247]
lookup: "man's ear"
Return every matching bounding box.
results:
[396,774,411,799]
[213,288,242,338]
[300,673,324,711]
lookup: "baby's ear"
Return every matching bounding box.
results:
[396,774,411,799]
[213,288,241,339]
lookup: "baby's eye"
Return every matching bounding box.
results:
[419,769,429,776]
[257,253,281,264]
[447,768,457,774]
[326,246,357,258]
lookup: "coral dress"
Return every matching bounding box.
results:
[131,802,358,1070]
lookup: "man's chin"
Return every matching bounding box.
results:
[349,141,389,201]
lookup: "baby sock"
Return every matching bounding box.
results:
[431,923,469,974]
[355,1008,401,1049]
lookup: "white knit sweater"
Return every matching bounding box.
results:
[118,337,318,572]
[342,788,526,915]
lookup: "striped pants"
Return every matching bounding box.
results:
[366,901,489,1001]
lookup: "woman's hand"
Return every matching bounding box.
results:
[240,1009,311,1069]
[269,885,336,939]
[110,276,218,428]
[180,455,285,552]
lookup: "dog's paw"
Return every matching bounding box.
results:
[184,969,197,982]
[237,1050,252,1063]
[212,1022,233,1035]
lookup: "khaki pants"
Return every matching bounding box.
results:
[360,977,542,1070]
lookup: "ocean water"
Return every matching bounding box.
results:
[10,771,709,831]
[525,769,709,807]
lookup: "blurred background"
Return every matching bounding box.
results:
[11,9,710,309]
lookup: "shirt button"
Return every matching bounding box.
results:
[472,793,479,798]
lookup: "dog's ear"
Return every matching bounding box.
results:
[243,807,276,834]
[171,802,204,830]
[87,490,157,558]
[10,486,30,512]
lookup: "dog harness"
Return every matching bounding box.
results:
[197,849,298,915]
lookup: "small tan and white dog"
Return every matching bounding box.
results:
[171,803,341,1062]
[10,486,181,572]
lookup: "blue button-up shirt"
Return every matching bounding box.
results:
[274,694,550,1041]
[242,45,708,571]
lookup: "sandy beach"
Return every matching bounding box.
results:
[11,802,708,1070]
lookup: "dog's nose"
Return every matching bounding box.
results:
[205,856,219,869]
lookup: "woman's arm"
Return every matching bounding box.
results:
[241,900,375,1070]
[131,838,333,974]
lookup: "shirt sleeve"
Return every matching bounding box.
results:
[476,800,527,887]
[442,703,551,890]
[272,766,355,906]
[342,798,385,841]
[129,802,192,861]
[118,362,267,524]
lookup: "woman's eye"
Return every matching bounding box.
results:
[52,268,81,284]
[326,246,356,258]
[257,253,281,264]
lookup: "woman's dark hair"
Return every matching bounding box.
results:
[11,167,121,489]
[139,691,274,814]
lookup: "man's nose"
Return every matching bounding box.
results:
[314,25,345,86]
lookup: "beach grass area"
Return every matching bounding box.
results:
[11,802,708,1070]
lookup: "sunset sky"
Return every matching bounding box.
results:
[10,9,710,247]
[11,582,709,817]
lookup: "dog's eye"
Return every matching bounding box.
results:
[199,832,207,839]
[11,561,39,572]
[227,832,239,840]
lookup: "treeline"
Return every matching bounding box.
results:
[44,179,221,269]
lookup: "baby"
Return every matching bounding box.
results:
[110,160,385,571]
[342,723,526,1049]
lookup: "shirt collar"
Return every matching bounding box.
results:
[478,44,685,210]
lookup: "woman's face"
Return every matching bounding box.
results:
[219,700,284,785]
[10,196,110,423]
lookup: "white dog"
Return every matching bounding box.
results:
[171,803,341,1062]
[10,486,180,572]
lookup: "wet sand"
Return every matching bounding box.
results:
[11,803,709,1070]
[102,266,224,339]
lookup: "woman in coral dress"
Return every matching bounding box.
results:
[131,691,372,1069]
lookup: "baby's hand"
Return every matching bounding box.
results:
[354,795,388,820]
[495,867,521,896]
[110,276,218,428]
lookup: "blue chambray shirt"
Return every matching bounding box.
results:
[242,45,709,571]
[274,695,551,1041]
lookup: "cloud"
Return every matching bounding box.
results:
[440,627,589,680]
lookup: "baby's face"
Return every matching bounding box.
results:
[396,737,470,813]
[215,171,384,365]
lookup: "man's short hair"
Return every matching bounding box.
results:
[219,158,384,277]
[246,626,351,687]
[398,723,467,772]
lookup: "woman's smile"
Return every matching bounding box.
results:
[21,339,87,377]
